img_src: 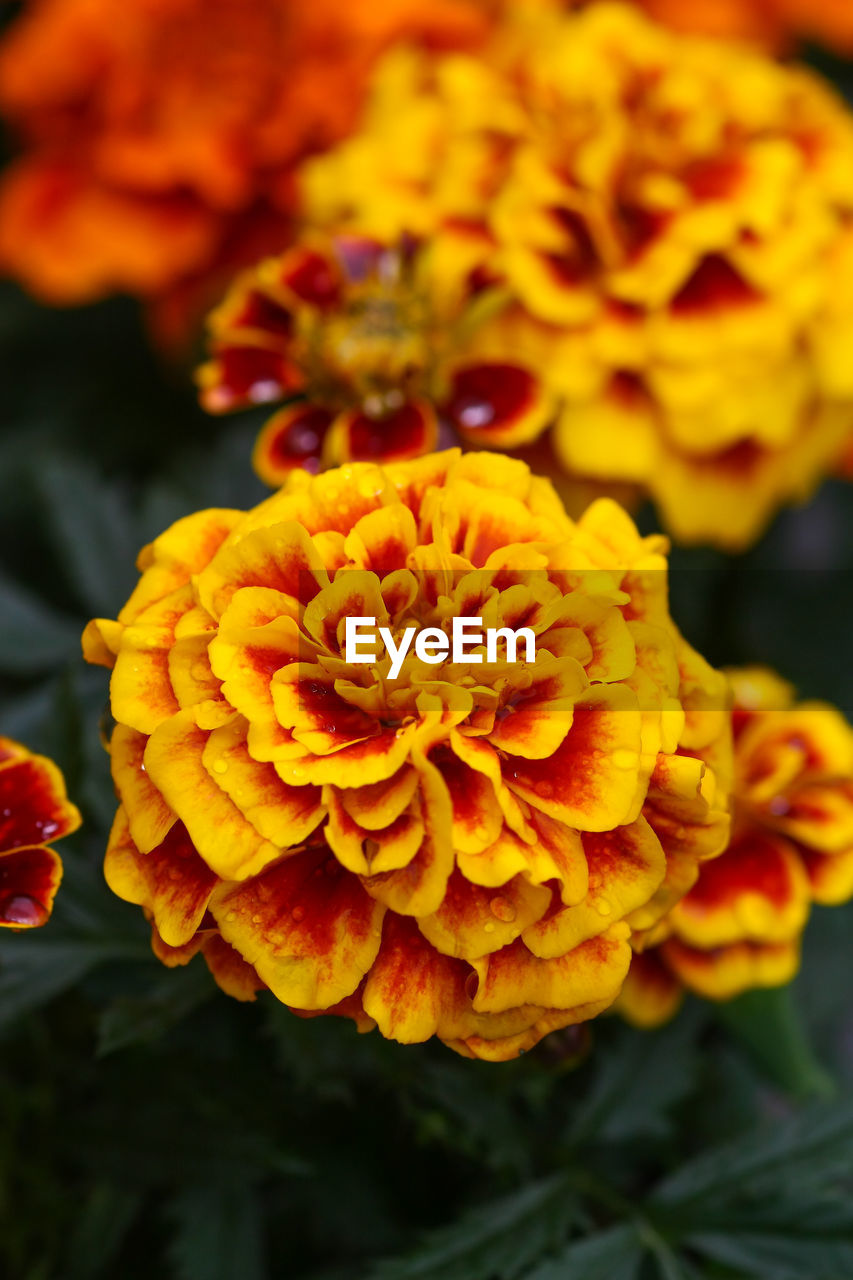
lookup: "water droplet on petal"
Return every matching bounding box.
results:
[0,894,47,926]
[489,895,516,923]
[483,920,496,934]
[291,906,305,922]
[212,759,228,775]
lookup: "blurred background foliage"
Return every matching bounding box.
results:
[3,15,853,1280]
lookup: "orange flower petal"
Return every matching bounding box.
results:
[505,685,643,831]
[109,724,176,854]
[670,830,811,947]
[0,845,63,928]
[105,810,218,948]
[214,846,386,1009]
[418,867,551,960]
[0,752,81,855]
[143,710,280,880]
[616,950,685,1029]
[471,925,632,1015]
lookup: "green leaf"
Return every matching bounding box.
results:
[569,1009,705,1145]
[687,1229,853,1280]
[65,1184,142,1280]
[167,1183,267,1280]
[97,961,217,1055]
[521,1224,641,1280]
[366,1175,576,1280]
[653,1098,853,1209]
[0,850,150,1034]
[34,456,138,617]
[715,987,835,1099]
[0,570,80,674]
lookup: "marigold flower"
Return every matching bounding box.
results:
[0,736,80,928]
[0,0,488,336]
[618,666,853,1027]
[83,450,731,1059]
[197,234,554,483]
[636,0,853,54]
[302,3,853,549]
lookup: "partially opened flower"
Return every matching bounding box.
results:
[197,234,554,483]
[618,667,853,1027]
[0,736,80,928]
[83,450,731,1059]
[302,3,853,548]
[0,0,488,340]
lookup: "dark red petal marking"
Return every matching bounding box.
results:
[278,249,342,309]
[684,156,744,201]
[207,345,299,411]
[0,758,76,853]
[681,831,796,912]
[551,207,598,274]
[618,204,670,261]
[444,363,539,435]
[230,289,294,337]
[260,404,334,475]
[0,845,62,927]
[344,401,436,462]
[672,255,760,314]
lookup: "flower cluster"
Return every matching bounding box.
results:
[301,2,853,548]
[618,667,853,1026]
[198,234,552,483]
[83,450,731,1059]
[0,736,80,929]
[0,0,487,340]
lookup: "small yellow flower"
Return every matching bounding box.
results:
[84,450,731,1059]
[302,3,853,548]
[619,666,853,1026]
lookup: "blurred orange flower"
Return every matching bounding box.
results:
[83,450,731,1059]
[0,736,80,928]
[0,0,488,340]
[619,667,853,1026]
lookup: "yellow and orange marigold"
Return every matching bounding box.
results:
[302,3,853,549]
[197,234,553,484]
[0,0,488,340]
[0,736,80,928]
[619,666,853,1027]
[83,450,731,1059]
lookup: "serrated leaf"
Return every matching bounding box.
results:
[688,1229,853,1280]
[521,1224,641,1280]
[0,570,80,674]
[167,1183,267,1280]
[367,1175,575,1280]
[569,1009,705,1145]
[34,456,138,616]
[715,987,835,1100]
[653,1098,853,1209]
